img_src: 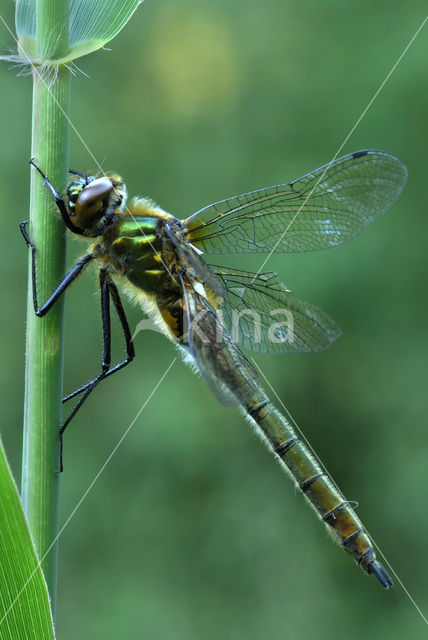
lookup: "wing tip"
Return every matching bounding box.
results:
[312,322,343,353]
[351,148,408,182]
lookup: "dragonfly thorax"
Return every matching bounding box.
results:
[100,215,171,295]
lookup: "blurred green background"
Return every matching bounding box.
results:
[1,1,427,638]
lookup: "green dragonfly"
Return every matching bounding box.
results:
[22,149,407,588]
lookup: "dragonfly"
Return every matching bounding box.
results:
[21,149,407,588]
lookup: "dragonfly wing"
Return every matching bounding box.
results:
[162,222,226,297]
[215,267,342,354]
[185,291,260,407]
[184,150,407,255]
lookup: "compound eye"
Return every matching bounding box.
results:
[75,177,114,228]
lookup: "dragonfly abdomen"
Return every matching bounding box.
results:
[244,397,392,586]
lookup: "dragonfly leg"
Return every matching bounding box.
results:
[20,221,94,316]
[58,267,112,471]
[29,159,84,235]
[62,277,135,403]
[68,168,87,177]
[58,269,135,471]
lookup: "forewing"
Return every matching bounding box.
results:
[215,267,342,354]
[185,150,407,255]
[162,222,226,297]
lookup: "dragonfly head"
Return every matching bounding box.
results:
[66,172,127,236]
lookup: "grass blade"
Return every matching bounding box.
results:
[0,438,55,639]
[16,0,144,64]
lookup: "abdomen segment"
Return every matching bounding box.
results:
[245,396,392,588]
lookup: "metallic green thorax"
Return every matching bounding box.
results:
[104,216,167,293]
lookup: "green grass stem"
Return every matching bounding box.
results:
[21,0,71,619]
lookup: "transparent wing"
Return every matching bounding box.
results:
[184,290,260,407]
[185,150,407,255]
[214,267,341,354]
[162,222,226,297]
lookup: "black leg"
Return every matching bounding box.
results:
[20,221,94,316]
[29,159,84,235]
[62,278,135,403]
[58,268,112,471]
